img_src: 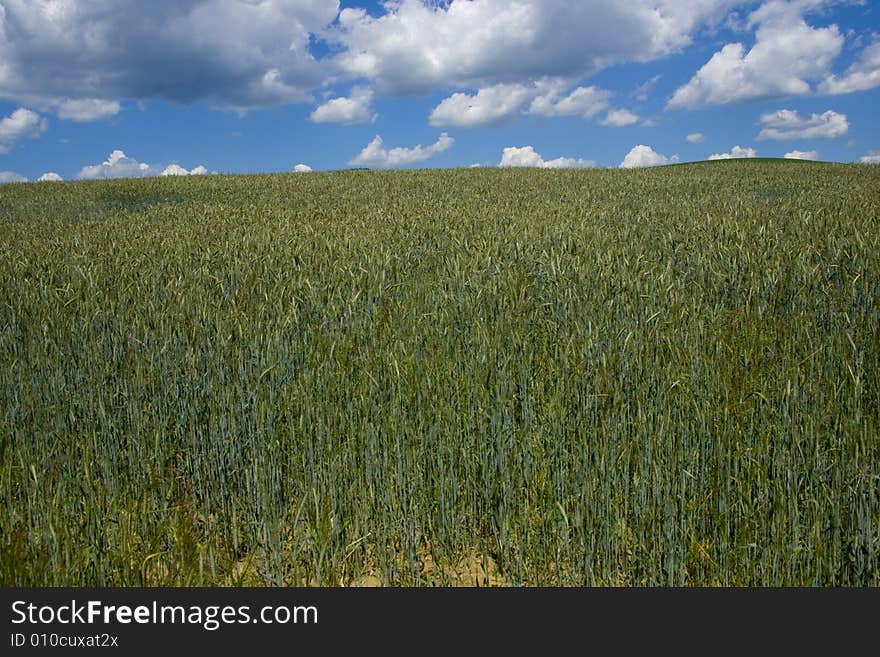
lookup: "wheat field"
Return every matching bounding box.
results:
[1,160,878,585]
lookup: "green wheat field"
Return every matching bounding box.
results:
[1,160,878,586]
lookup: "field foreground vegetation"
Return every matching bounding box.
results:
[1,161,878,585]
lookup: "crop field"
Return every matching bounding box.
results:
[1,160,878,586]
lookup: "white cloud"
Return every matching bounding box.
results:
[633,74,662,102]
[56,99,121,122]
[784,150,818,160]
[820,42,880,95]
[708,145,757,159]
[668,0,844,109]
[430,83,532,128]
[349,133,454,168]
[860,150,880,164]
[620,144,678,168]
[0,108,47,153]
[0,1,340,111]
[310,86,376,124]
[293,164,313,172]
[78,150,150,179]
[332,1,743,95]
[686,132,705,144]
[600,108,640,127]
[160,165,188,177]
[77,150,208,180]
[757,109,848,140]
[160,164,208,177]
[0,171,27,183]
[529,83,611,119]
[0,1,767,117]
[38,172,63,181]
[430,79,623,128]
[499,146,594,168]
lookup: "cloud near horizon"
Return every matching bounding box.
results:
[77,150,208,180]
[349,133,454,168]
[0,171,28,183]
[708,145,757,160]
[620,145,678,168]
[499,146,595,168]
[784,149,818,160]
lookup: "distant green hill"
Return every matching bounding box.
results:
[666,156,833,167]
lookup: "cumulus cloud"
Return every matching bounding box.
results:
[0,1,771,118]
[0,1,340,111]
[78,150,150,180]
[708,145,757,159]
[430,83,532,128]
[686,132,705,144]
[529,82,611,119]
[757,109,848,140]
[0,108,47,153]
[349,133,453,168]
[784,150,818,160]
[499,146,595,168]
[600,108,640,127]
[668,0,843,109]
[429,79,625,128]
[293,164,313,172]
[310,86,376,124]
[77,150,208,180]
[619,145,678,168]
[820,42,880,95]
[859,150,880,164]
[160,164,208,177]
[38,172,63,181]
[56,99,121,122]
[331,1,742,95]
[0,171,27,183]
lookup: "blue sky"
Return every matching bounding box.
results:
[1,0,879,182]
